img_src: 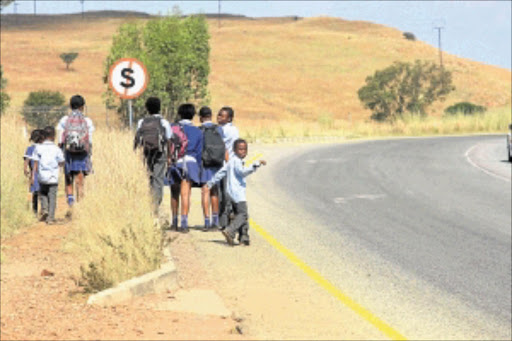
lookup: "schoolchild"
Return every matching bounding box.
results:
[57,95,94,207]
[32,126,65,224]
[24,129,45,214]
[216,106,239,229]
[167,103,203,232]
[134,97,173,213]
[198,106,226,231]
[207,138,266,246]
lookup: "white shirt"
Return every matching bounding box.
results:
[57,111,95,144]
[221,122,240,160]
[32,141,65,184]
[136,114,172,139]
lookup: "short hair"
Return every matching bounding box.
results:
[199,106,212,118]
[145,97,161,114]
[233,138,247,151]
[219,106,234,121]
[43,126,55,139]
[30,129,44,143]
[70,95,85,110]
[178,103,196,120]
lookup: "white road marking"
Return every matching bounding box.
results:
[465,144,510,182]
[333,194,386,204]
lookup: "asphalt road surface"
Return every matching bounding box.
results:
[266,135,511,339]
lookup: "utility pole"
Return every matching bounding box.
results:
[434,26,444,69]
[13,0,18,24]
[218,0,221,29]
[80,0,84,19]
[33,0,36,15]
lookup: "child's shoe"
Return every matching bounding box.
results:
[221,230,235,246]
[67,195,75,207]
[39,211,48,222]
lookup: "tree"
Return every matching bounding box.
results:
[22,90,67,127]
[0,0,15,10]
[358,60,455,121]
[444,102,486,116]
[60,52,79,70]
[0,65,10,115]
[403,32,416,41]
[103,13,210,125]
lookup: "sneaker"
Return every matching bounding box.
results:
[221,230,235,246]
[241,240,250,246]
[178,227,190,234]
[67,196,75,207]
[40,212,48,222]
[202,225,210,232]
[170,222,178,231]
[46,219,57,225]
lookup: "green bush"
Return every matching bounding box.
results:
[403,32,416,41]
[0,65,10,115]
[22,90,67,128]
[444,102,487,116]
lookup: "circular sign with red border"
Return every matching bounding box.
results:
[108,58,148,99]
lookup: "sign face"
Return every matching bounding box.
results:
[109,58,148,99]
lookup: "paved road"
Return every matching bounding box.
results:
[266,135,511,339]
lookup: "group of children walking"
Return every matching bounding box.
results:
[24,94,264,246]
[24,95,94,224]
[135,97,266,246]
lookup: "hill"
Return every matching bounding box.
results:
[1,12,510,128]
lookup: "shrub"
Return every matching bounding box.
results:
[403,32,416,41]
[444,102,487,116]
[22,90,67,128]
[0,65,10,115]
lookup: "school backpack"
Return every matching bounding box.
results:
[200,124,225,167]
[134,115,167,154]
[169,123,188,162]
[63,112,90,154]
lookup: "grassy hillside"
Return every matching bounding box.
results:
[1,13,510,130]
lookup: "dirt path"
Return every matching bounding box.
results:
[1,143,384,340]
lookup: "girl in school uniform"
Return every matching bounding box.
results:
[167,103,203,232]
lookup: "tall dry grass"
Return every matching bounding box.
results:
[238,105,511,142]
[67,128,162,292]
[0,114,35,240]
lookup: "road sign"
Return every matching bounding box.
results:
[108,58,148,100]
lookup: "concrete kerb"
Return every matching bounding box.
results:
[87,244,178,306]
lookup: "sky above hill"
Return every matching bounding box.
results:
[4,1,511,70]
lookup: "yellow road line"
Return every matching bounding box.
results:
[249,218,407,341]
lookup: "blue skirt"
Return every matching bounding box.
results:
[200,166,221,185]
[30,176,40,193]
[65,152,91,174]
[165,160,201,186]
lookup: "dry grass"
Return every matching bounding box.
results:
[0,114,35,248]
[66,128,162,292]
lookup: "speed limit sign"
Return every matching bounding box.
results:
[109,58,148,99]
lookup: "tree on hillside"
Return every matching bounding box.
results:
[0,65,10,115]
[103,13,210,124]
[60,52,79,70]
[358,60,455,121]
[22,90,67,127]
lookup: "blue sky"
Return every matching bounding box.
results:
[5,1,511,70]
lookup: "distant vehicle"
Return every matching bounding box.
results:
[507,123,512,162]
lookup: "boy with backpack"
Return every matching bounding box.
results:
[198,106,226,231]
[57,95,94,207]
[207,138,266,246]
[134,97,173,214]
[32,126,65,224]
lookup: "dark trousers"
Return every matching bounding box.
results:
[32,192,39,214]
[218,178,233,228]
[39,184,58,221]
[145,151,166,213]
[225,201,249,242]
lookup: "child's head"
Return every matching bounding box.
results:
[70,95,85,111]
[217,106,234,125]
[178,103,196,120]
[233,138,248,159]
[43,126,55,141]
[145,97,161,115]
[199,106,212,123]
[30,129,44,144]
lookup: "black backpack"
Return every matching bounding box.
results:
[134,116,167,154]
[200,124,225,167]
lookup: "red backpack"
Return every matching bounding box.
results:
[169,123,188,162]
[63,113,90,154]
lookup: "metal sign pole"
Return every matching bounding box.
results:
[128,99,133,129]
